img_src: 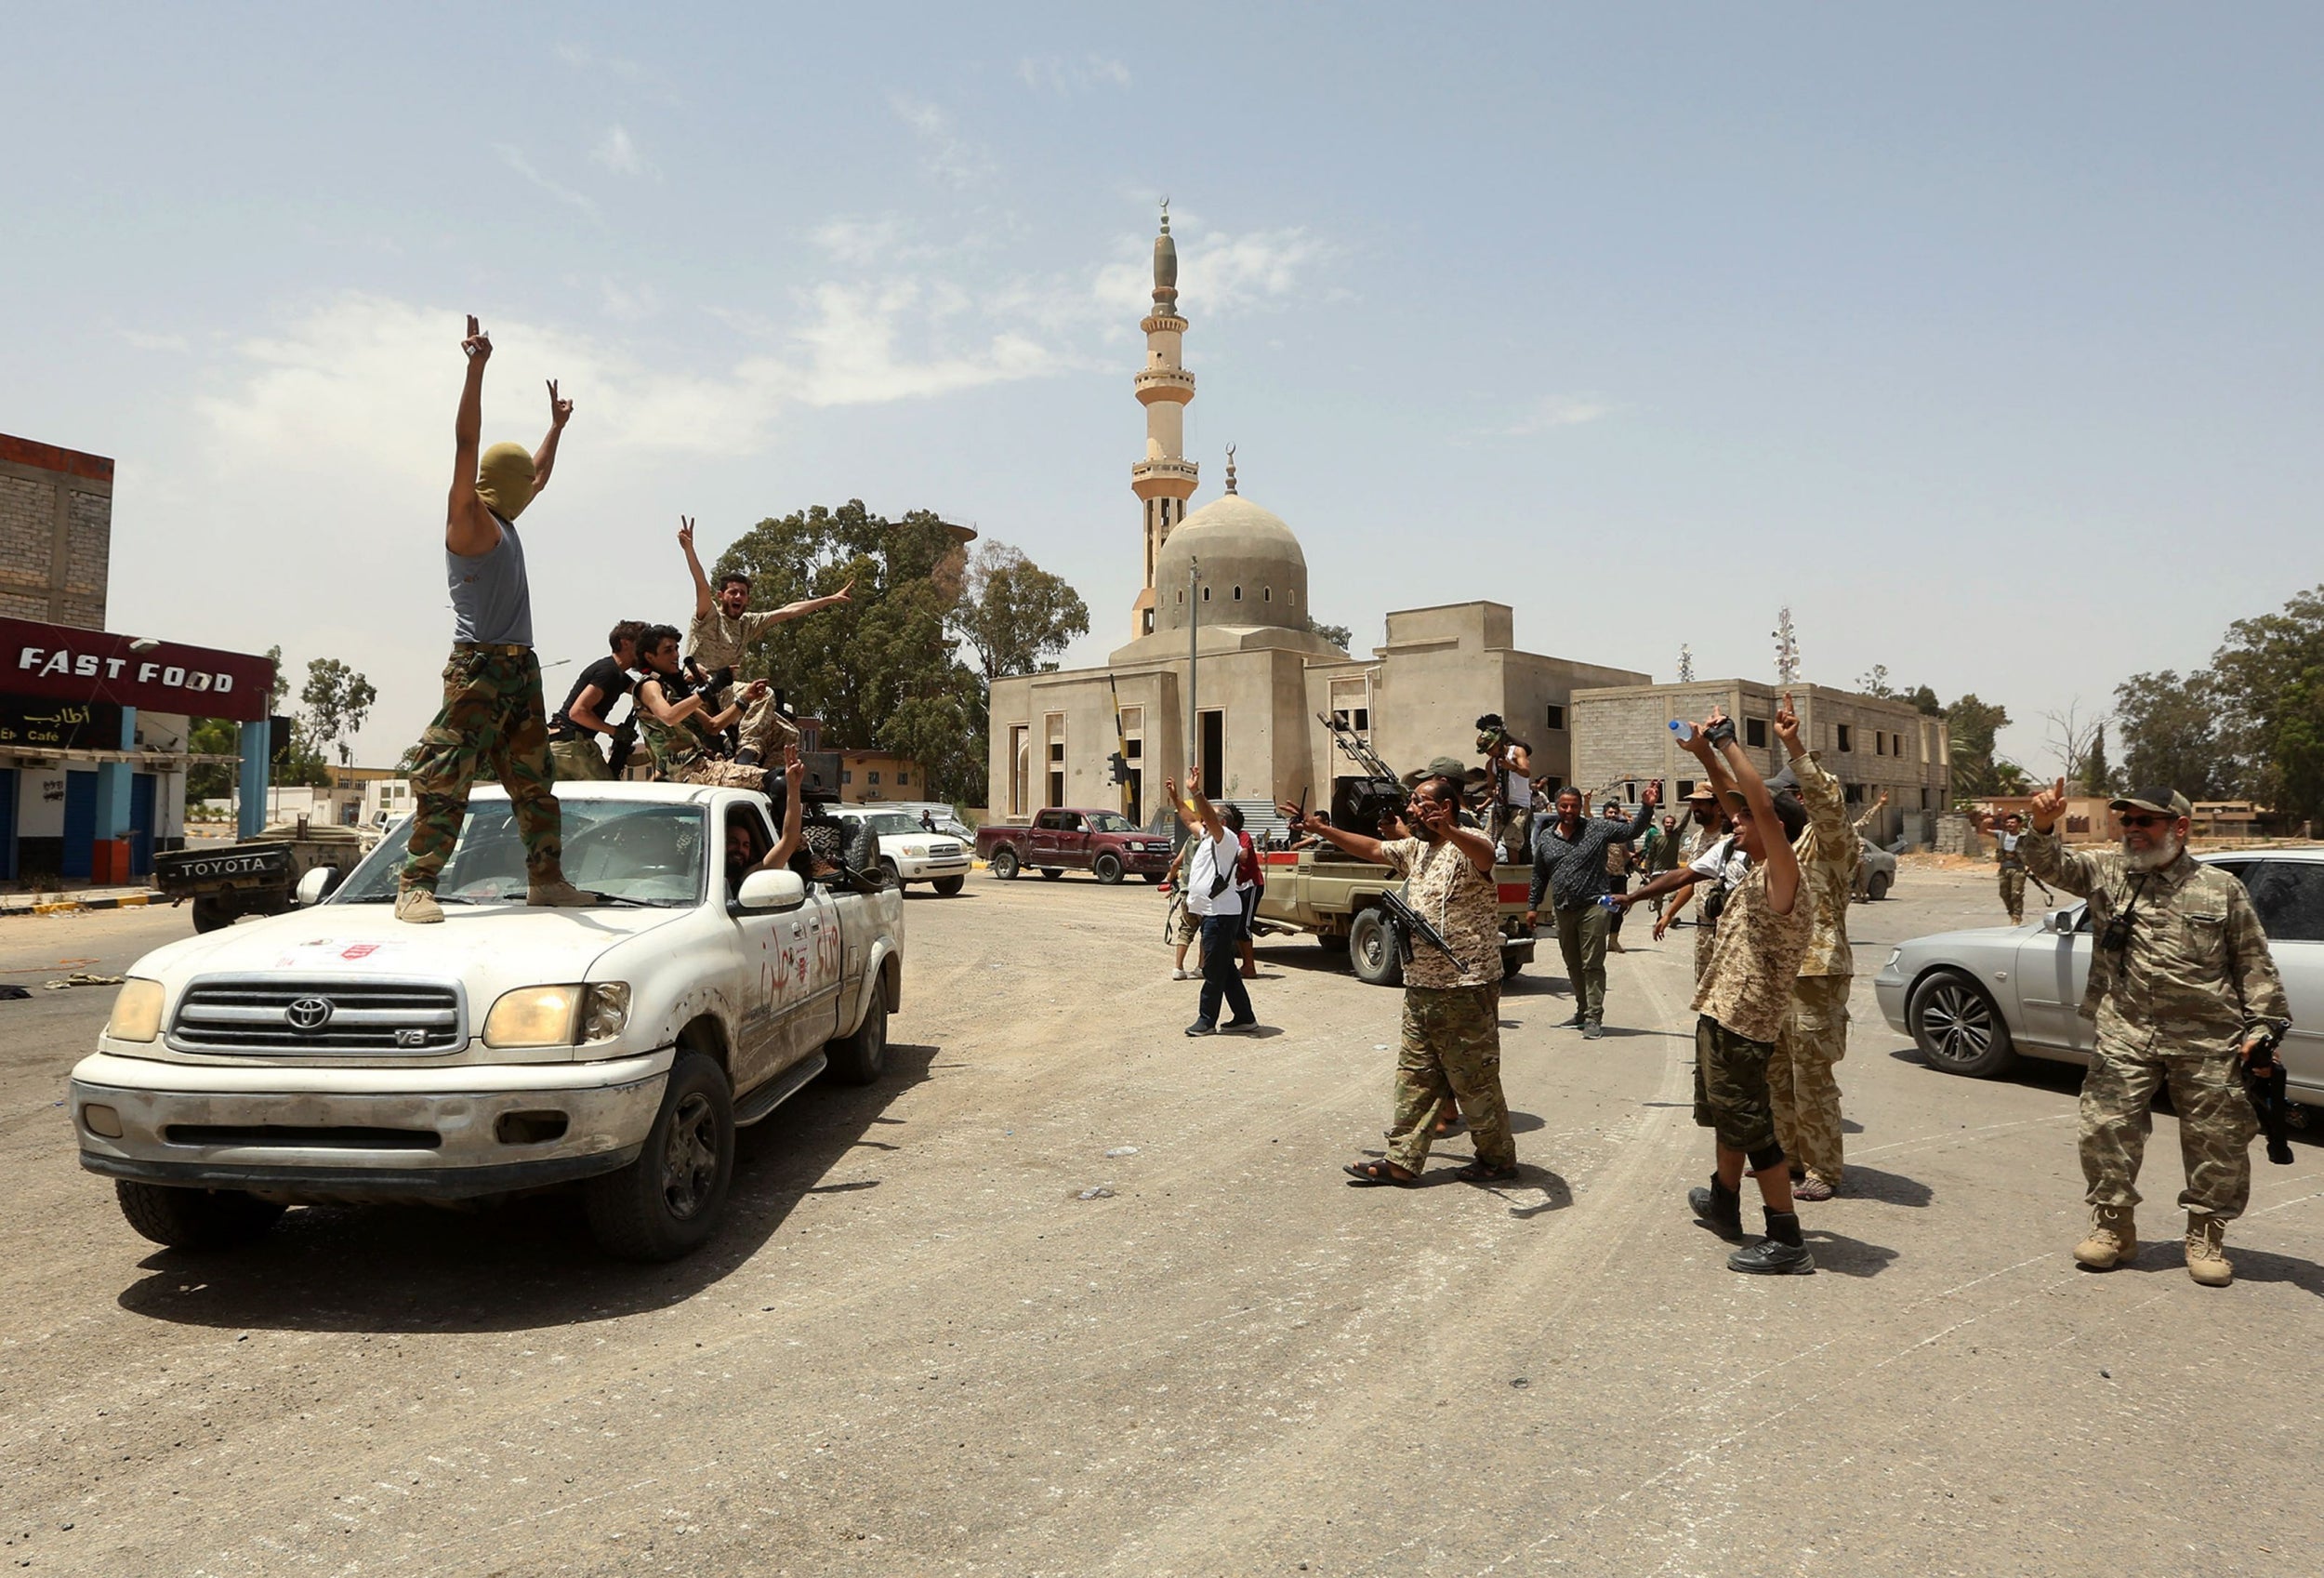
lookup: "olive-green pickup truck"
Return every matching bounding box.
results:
[1253,847,1537,987]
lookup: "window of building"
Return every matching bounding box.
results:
[1353,708,1369,732]
[1233,586,1242,601]
[840,770,852,785]
[1836,723,1854,752]
[1746,718,1768,748]
[1176,590,1184,604]
[1125,736,1142,759]
[1142,609,1155,634]
[1921,788,1931,810]
[1844,782,1863,802]
[1049,741,1064,763]
[1009,724,1030,818]
[1202,586,1210,601]
[895,770,908,786]
[1544,704,1566,731]
[1198,709,1225,800]
[1875,732,1886,756]
[1287,588,1296,606]
[1263,587,1272,602]
[1543,776,1565,794]
[868,771,880,786]
[1623,781,1638,804]
[1677,779,1696,800]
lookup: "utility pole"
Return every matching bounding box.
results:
[1186,555,1200,792]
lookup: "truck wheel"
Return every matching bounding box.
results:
[1502,950,1525,981]
[191,896,237,934]
[880,857,902,890]
[1040,868,1063,881]
[991,849,1021,880]
[1093,853,1125,885]
[1867,871,1892,901]
[585,1052,735,1262]
[114,1182,284,1251]
[825,992,889,1086]
[1349,908,1405,988]
[931,875,965,896]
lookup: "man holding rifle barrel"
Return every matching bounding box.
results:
[2020,779,2291,1286]
[1281,761,1518,1187]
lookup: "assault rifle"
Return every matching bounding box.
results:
[2244,1028,2294,1166]
[605,715,640,777]
[1375,887,1461,969]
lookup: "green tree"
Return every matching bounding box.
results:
[300,657,379,771]
[1903,684,1944,717]
[1946,693,2013,797]
[2114,669,2222,800]
[2206,585,2324,822]
[2082,723,2114,798]
[1856,663,1895,698]
[953,542,1089,690]
[1304,614,1353,651]
[716,501,988,803]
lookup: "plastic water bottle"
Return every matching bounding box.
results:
[1597,894,1621,910]
[1670,720,1696,743]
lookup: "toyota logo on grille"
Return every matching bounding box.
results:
[284,996,335,1031]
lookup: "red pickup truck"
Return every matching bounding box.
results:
[976,807,1175,884]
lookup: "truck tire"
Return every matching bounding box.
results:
[1349,907,1405,988]
[1040,868,1063,881]
[931,875,965,896]
[825,992,889,1086]
[1093,852,1124,885]
[114,1182,284,1251]
[584,1052,735,1262]
[991,848,1021,880]
[879,857,902,889]
[191,896,237,934]
[1502,949,1525,981]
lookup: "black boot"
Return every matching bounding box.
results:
[1729,1209,1816,1275]
[1688,1176,1743,1241]
[734,747,761,767]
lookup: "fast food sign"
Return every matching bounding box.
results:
[0,617,274,723]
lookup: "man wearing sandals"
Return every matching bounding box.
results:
[1281,766,1518,1187]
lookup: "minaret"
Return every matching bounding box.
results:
[1130,201,1197,636]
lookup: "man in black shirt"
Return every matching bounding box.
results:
[548,619,646,781]
[1525,784,1657,1038]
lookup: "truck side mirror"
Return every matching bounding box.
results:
[2052,908,2080,935]
[737,868,808,912]
[296,867,337,907]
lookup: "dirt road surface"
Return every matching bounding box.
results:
[2,870,2317,1575]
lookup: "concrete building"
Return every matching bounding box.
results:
[986,212,1648,827]
[835,749,928,804]
[1570,680,1951,846]
[0,431,277,882]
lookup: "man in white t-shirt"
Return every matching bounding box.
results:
[1176,766,1257,1037]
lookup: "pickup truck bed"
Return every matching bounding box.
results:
[1254,847,1537,987]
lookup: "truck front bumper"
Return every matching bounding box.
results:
[69,1048,675,1203]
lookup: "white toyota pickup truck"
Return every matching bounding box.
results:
[68,783,903,1261]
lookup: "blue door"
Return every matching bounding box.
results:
[129,773,158,878]
[61,771,98,881]
[0,769,16,882]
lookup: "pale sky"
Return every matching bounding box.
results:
[6,4,2319,777]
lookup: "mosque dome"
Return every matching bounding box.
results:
[1153,489,1308,633]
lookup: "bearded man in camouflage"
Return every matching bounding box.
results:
[1283,767,1517,1187]
[397,316,591,923]
[2022,779,2290,1286]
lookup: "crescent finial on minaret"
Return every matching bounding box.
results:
[1224,444,1237,495]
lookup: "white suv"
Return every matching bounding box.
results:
[68,783,903,1261]
[831,806,971,895]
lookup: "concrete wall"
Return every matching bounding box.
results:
[1572,679,1953,845]
[0,434,112,630]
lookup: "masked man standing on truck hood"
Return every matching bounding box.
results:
[397,317,592,924]
[1281,771,1518,1187]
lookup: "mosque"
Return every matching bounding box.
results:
[984,209,1649,828]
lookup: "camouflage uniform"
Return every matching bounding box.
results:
[1691,859,1815,1160]
[1378,835,1514,1175]
[1996,831,2028,923]
[1768,752,1856,1188]
[548,735,614,782]
[636,671,790,789]
[2023,831,2290,1222]
[403,645,564,892]
[687,604,800,749]
[1166,841,1200,947]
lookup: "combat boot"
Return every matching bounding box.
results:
[393,887,443,925]
[527,878,595,908]
[1729,1210,1816,1275]
[2072,1206,2138,1270]
[2185,1214,2233,1287]
[1689,1176,1743,1240]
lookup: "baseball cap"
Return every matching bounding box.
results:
[2109,785,2192,818]
[1402,756,1476,789]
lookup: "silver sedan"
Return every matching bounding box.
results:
[1873,847,2323,1108]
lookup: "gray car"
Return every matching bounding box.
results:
[1873,847,2323,1109]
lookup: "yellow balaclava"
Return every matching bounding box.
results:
[474,442,537,522]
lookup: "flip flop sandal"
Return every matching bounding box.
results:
[1344,1160,1419,1187]
[1453,1161,1520,1184]
[1793,1176,1836,1200]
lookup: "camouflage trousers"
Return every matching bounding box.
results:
[1694,1014,1781,1161]
[403,645,562,893]
[1385,985,1516,1175]
[1489,805,1533,866]
[670,758,772,791]
[2080,1040,2257,1220]
[1999,867,2026,924]
[548,734,613,782]
[1770,974,1851,1184]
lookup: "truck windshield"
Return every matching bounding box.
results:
[1087,813,1134,833]
[865,814,922,837]
[334,802,707,908]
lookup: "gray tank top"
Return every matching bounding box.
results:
[448,514,533,646]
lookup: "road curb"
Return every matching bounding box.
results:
[3,892,165,921]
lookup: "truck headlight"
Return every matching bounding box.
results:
[105,978,166,1042]
[582,983,631,1041]
[482,986,583,1048]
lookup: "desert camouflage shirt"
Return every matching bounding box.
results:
[686,603,785,673]
[1692,861,1815,1045]
[2021,833,2290,1057]
[1788,751,1856,979]
[1380,834,1502,991]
